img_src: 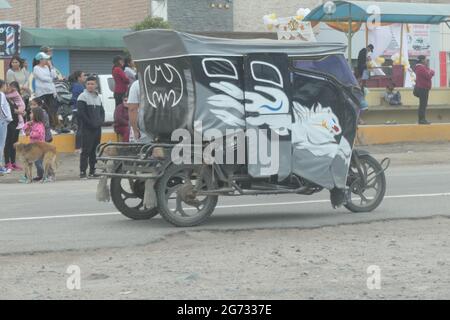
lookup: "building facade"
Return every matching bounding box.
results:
[0,0,150,29]
[1,0,449,85]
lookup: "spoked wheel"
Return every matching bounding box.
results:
[156,165,218,227]
[110,174,159,220]
[345,154,386,213]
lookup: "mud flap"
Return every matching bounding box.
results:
[96,177,111,202]
[143,179,157,209]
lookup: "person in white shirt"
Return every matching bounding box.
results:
[33,52,60,131]
[127,80,148,143]
[0,80,13,175]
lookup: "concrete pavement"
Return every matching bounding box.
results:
[1,163,450,255]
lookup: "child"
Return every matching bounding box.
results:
[384,83,402,106]
[6,82,25,131]
[77,76,105,179]
[21,107,46,182]
[30,97,53,143]
[114,94,130,142]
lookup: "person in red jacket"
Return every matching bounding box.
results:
[114,94,130,142]
[414,55,435,125]
[112,56,130,107]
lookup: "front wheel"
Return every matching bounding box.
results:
[156,164,218,227]
[345,154,386,213]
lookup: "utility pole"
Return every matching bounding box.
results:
[36,0,41,27]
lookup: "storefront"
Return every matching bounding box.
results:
[3,27,129,77]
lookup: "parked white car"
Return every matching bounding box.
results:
[97,74,116,124]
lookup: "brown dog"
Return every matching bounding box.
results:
[14,142,57,183]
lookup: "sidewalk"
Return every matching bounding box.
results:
[1,142,450,184]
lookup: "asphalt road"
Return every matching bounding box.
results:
[1,163,450,255]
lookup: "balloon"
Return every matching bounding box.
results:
[375,56,385,65]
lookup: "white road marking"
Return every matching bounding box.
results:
[0,192,450,223]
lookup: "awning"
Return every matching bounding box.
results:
[21,28,130,50]
[0,0,11,9]
[304,1,450,24]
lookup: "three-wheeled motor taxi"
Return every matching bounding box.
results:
[96,30,389,227]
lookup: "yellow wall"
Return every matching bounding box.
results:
[19,133,119,153]
[0,60,4,80]
[17,125,450,153]
[357,124,450,145]
[366,88,450,107]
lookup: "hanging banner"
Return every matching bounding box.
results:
[276,18,317,42]
[0,21,21,58]
[263,9,318,42]
[408,24,431,57]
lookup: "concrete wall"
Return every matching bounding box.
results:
[167,0,233,32]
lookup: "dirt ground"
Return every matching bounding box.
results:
[1,217,449,300]
[1,142,450,184]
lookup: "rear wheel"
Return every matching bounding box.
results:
[156,165,218,227]
[110,175,159,220]
[345,154,386,213]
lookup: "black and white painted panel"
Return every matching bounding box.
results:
[192,56,245,136]
[291,73,357,189]
[243,53,292,181]
[137,58,194,140]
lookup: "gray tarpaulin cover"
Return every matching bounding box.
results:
[124,29,346,61]
[123,30,357,190]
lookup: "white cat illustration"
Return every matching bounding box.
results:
[292,101,352,164]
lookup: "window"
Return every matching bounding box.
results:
[202,58,238,80]
[151,0,168,21]
[293,55,358,87]
[250,61,283,88]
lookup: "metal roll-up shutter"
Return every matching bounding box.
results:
[70,50,124,75]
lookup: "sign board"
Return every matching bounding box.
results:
[378,24,431,57]
[408,24,431,57]
[0,21,21,58]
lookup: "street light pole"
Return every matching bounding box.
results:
[36,0,41,27]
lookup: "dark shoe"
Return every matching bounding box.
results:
[418,120,431,125]
[33,176,43,182]
[88,172,100,179]
[330,188,347,209]
[80,172,87,179]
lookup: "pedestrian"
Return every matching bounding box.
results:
[33,52,61,132]
[68,71,86,152]
[21,106,46,183]
[6,81,25,132]
[414,55,435,125]
[6,55,31,120]
[357,44,374,82]
[128,79,153,143]
[0,79,13,176]
[4,82,26,172]
[112,55,130,107]
[77,76,105,179]
[40,46,64,80]
[384,83,402,106]
[124,56,137,84]
[114,93,130,142]
[30,97,53,144]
